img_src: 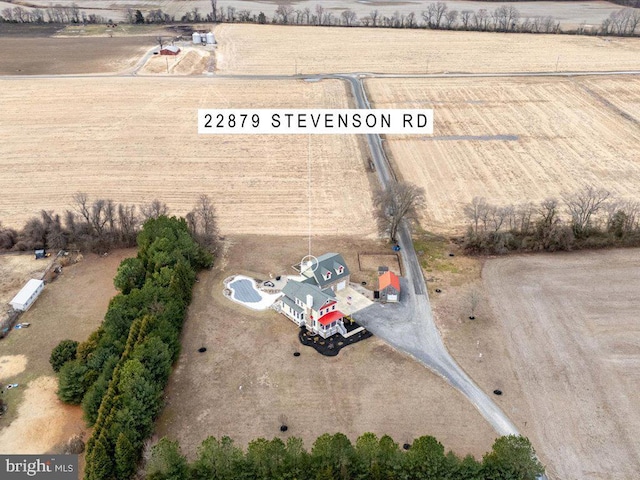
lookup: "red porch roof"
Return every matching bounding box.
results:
[318,310,344,326]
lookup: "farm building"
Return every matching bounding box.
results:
[10,279,44,312]
[300,253,350,292]
[378,270,400,303]
[160,46,180,55]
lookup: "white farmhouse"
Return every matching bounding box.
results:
[277,253,351,338]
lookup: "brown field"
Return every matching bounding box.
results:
[365,75,640,233]
[0,250,132,453]
[426,248,640,479]
[0,77,376,237]
[0,37,154,75]
[479,250,640,480]
[155,235,498,459]
[213,23,640,75]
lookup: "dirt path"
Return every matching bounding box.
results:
[0,376,83,453]
[0,355,27,383]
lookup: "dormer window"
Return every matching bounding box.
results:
[324,271,331,280]
[336,265,344,275]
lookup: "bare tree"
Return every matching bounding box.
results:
[315,4,324,25]
[464,197,490,234]
[406,12,417,28]
[341,9,357,26]
[444,9,458,29]
[140,199,169,220]
[370,9,379,27]
[210,0,217,22]
[275,4,294,24]
[537,198,560,228]
[472,9,489,31]
[564,186,610,236]
[187,194,219,251]
[117,204,138,244]
[467,287,482,318]
[460,10,472,29]
[374,182,426,241]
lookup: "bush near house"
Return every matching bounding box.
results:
[53,216,212,480]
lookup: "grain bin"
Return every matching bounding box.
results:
[206,32,215,44]
[192,32,201,44]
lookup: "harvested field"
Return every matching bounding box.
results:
[0,37,154,75]
[365,75,640,233]
[358,253,402,276]
[0,254,48,306]
[478,250,640,480]
[156,235,498,459]
[0,77,376,237]
[213,23,640,75]
[0,250,132,452]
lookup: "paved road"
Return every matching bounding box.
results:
[341,72,520,437]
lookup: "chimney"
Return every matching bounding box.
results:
[306,294,313,309]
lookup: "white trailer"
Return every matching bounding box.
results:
[10,279,44,311]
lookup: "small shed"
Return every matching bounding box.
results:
[10,279,44,312]
[34,249,46,259]
[378,270,400,303]
[160,46,180,55]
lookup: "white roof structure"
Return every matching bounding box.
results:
[10,279,44,310]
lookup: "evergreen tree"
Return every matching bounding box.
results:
[115,433,137,480]
[147,438,189,480]
[50,339,79,372]
[482,435,544,480]
[57,359,90,404]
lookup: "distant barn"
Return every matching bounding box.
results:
[160,46,180,55]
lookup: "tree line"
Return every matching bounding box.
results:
[52,215,213,480]
[2,2,639,37]
[0,193,218,253]
[462,186,640,254]
[145,433,543,480]
[0,4,109,25]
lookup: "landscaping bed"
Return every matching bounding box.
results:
[298,324,372,357]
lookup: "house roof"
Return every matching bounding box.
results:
[161,45,180,53]
[10,279,44,306]
[379,271,400,292]
[318,310,344,326]
[281,296,303,314]
[301,253,350,288]
[282,279,335,311]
